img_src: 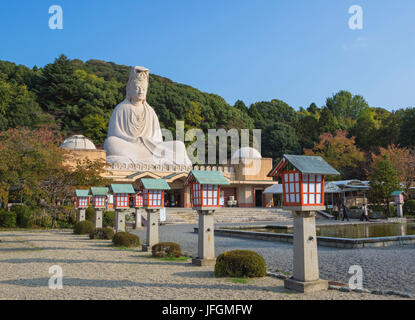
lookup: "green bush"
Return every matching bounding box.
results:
[0,209,17,228]
[112,232,140,248]
[73,220,94,235]
[12,205,35,228]
[152,242,182,258]
[215,250,267,278]
[86,206,95,222]
[404,200,415,215]
[103,211,115,227]
[89,227,115,240]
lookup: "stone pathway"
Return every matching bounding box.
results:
[0,230,408,300]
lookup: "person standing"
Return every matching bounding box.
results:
[333,203,339,220]
[341,204,350,222]
[361,203,370,222]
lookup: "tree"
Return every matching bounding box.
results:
[372,145,415,194]
[304,130,365,179]
[262,123,301,163]
[80,114,109,146]
[368,156,400,212]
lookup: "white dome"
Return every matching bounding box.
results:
[61,135,96,150]
[231,147,262,160]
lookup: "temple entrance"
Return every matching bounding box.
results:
[255,189,263,207]
[165,190,183,207]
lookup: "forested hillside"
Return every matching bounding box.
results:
[1,54,415,178]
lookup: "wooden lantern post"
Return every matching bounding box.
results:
[139,179,171,252]
[268,154,340,293]
[184,170,230,266]
[109,184,136,232]
[90,187,109,229]
[75,190,90,222]
[391,191,404,218]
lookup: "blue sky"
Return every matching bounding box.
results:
[0,0,414,111]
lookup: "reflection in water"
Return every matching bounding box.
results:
[240,222,415,239]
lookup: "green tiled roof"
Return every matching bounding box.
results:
[391,190,404,196]
[140,178,171,190]
[283,154,340,175]
[110,184,136,194]
[90,187,109,196]
[185,170,230,186]
[75,189,89,197]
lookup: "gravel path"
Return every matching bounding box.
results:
[0,230,408,300]
[132,222,415,295]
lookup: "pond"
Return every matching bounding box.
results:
[239,222,415,239]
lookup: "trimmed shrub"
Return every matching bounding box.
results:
[152,242,182,258]
[89,227,115,240]
[103,211,115,227]
[215,250,267,278]
[404,200,415,215]
[86,206,95,222]
[112,232,140,247]
[12,205,35,228]
[0,209,17,228]
[73,220,94,235]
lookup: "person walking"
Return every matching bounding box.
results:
[333,203,339,220]
[361,203,370,222]
[341,204,350,222]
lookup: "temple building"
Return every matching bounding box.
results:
[62,135,276,208]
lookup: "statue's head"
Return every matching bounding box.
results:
[126,66,150,104]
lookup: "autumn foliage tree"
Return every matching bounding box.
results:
[304,130,365,179]
[371,145,415,195]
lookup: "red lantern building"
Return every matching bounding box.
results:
[75,190,90,208]
[90,187,109,209]
[184,170,230,210]
[391,191,404,204]
[138,179,171,209]
[268,155,339,210]
[134,192,144,208]
[110,184,136,209]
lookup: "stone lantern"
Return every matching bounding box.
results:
[391,190,404,218]
[133,191,144,229]
[75,189,90,222]
[109,184,136,232]
[184,170,230,266]
[268,154,339,293]
[138,178,171,251]
[90,187,109,229]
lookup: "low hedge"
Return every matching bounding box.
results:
[86,206,95,222]
[152,242,182,258]
[215,250,266,278]
[89,227,115,240]
[404,200,415,215]
[112,232,140,248]
[73,220,95,235]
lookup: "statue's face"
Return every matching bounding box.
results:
[127,70,148,103]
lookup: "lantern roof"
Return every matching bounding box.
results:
[184,170,230,186]
[90,187,109,196]
[268,154,340,177]
[110,184,136,194]
[75,189,89,197]
[139,178,171,190]
[391,190,404,196]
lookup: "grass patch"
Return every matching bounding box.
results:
[159,255,188,262]
[226,277,250,284]
[112,245,140,250]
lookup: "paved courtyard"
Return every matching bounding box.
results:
[132,222,415,295]
[0,229,410,300]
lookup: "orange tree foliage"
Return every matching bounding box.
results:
[304,130,365,179]
[371,145,415,194]
[0,127,108,226]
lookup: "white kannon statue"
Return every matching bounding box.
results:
[104,66,192,166]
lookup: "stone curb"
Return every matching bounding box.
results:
[266,271,413,299]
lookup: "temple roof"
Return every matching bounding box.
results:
[90,187,109,196]
[75,189,90,197]
[139,179,171,190]
[110,184,136,194]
